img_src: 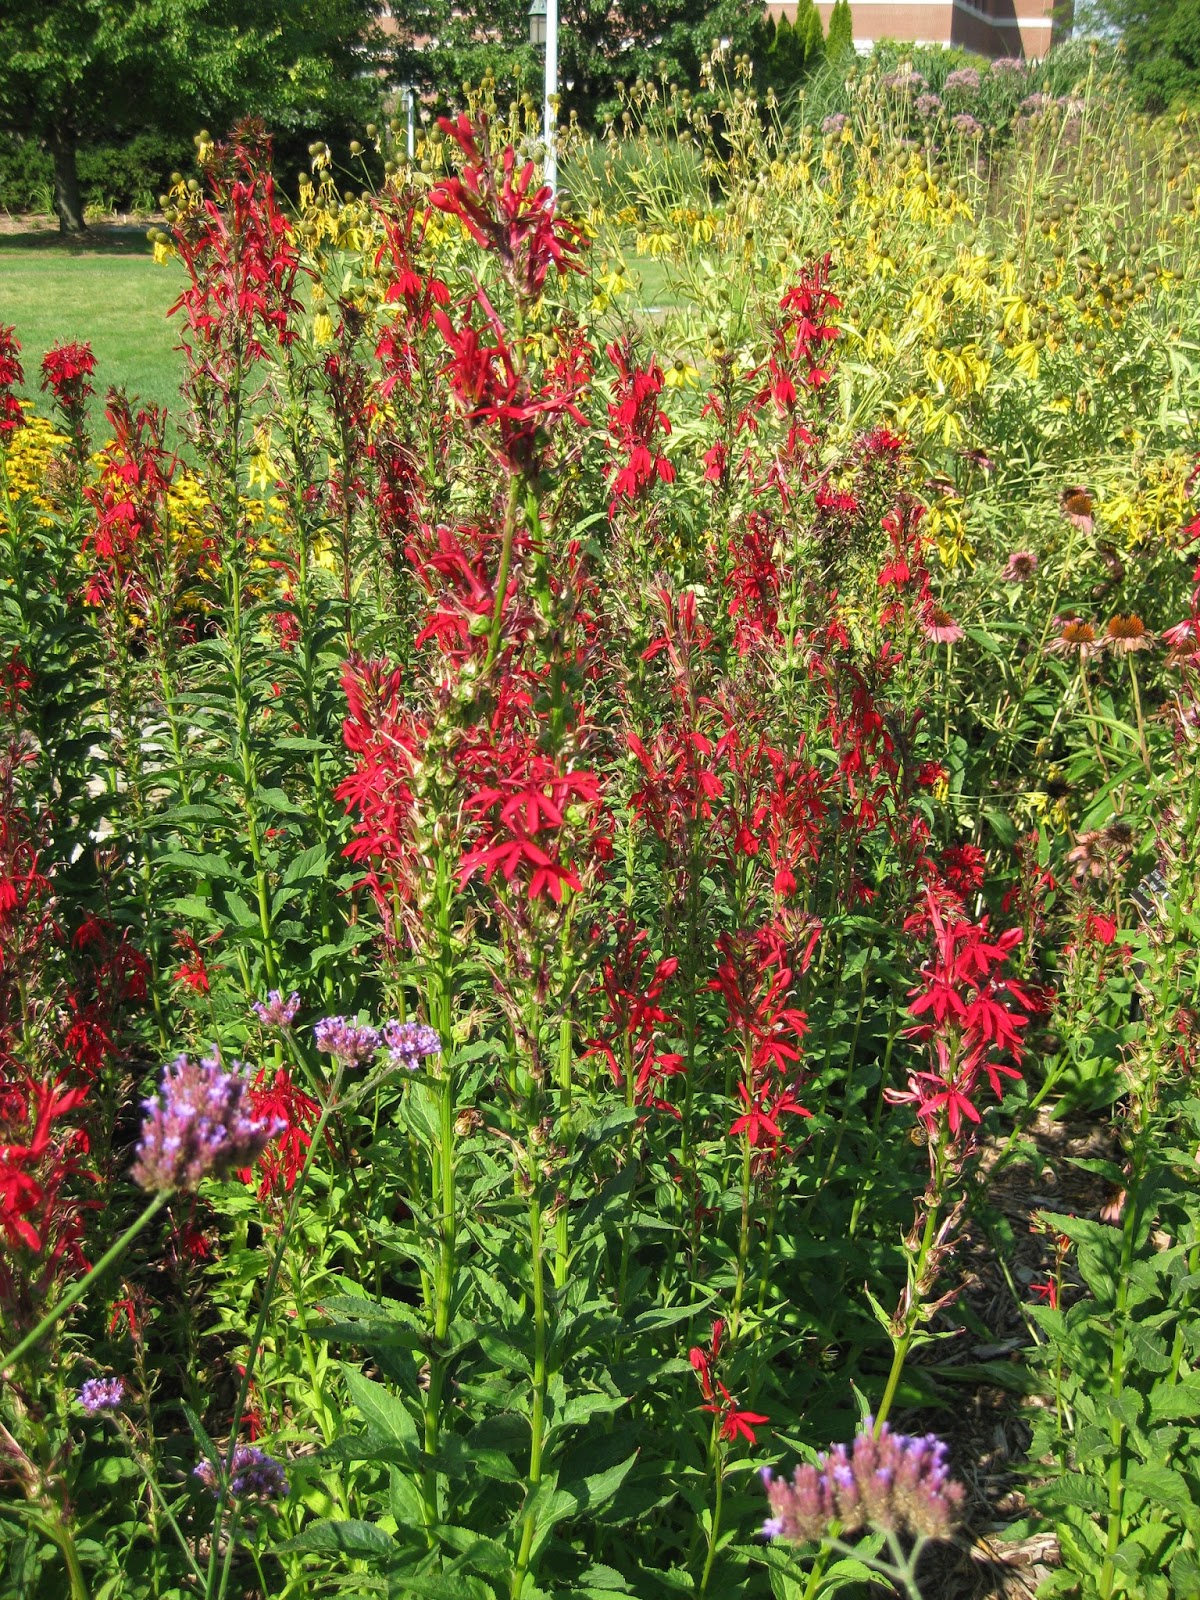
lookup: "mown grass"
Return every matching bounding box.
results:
[0,228,183,414]
[0,219,682,421]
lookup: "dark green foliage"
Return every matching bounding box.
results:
[1126,0,1200,110]
[1079,0,1200,108]
[763,1,825,96]
[0,0,383,229]
[826,0,854,60]
[0,131,197,214]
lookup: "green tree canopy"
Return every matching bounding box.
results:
[387,0,770,126]
[0,0,382,232]
[1079,0,1200,108]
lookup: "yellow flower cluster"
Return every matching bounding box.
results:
[0,411,70,520]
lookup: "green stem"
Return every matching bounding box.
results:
[698,1440,725,1599]
[1097,1179,1140,1598]
[511,1170,548,1599]
[1,1191,172,1378]
[208,1062,346,1600]
[125,1436,206,1584]
[485,473,521,674]
[874,1132,948,1435]
[1127,654,1151,776]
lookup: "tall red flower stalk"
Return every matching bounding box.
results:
[337,121,607,1589]
[40,341,96,470]
[0,327,24,441]
[870,890,1042,1434]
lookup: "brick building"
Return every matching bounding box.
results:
[766,0,1065,58]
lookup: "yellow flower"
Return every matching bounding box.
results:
[663,359,700,390]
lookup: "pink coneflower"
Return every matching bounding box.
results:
[1046,617,1100,658]
[922,606,964,644]
[1000,550,1037,582]
[1104,613,1155,654]
[1060,486,1094,534]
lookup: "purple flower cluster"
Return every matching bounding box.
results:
[194,1445,289,1501]
[253,990,300,1028]
[383,1020,442,1071]
[881,69,926,94]
[132,1054,284,1192]
[952,113,983,136]
[79,1376,125,1414]
[1019,91,1054,116]
[915,93,942,119]
[760,1422,964,1546]
[943,67,981,95]
[990,56,1027,78]
[821,112,849,136]
[313,1016,380,1064]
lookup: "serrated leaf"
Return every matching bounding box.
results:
[157,849,240,881]
[342,1366,419,1453]
[283,842,329,885]
[1150,1377,1200,1421]
[275,1519,398,1558]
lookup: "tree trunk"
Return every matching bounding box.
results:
[49,124,87,235]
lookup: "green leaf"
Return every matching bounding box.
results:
[342,1365,419,1454]
[388,1577,495,1599]
[283,842,330,885]
[276,1518,398,1558]
[1125,1462,1193,1515]
[560,1451,638,1517]
[477,1330,532,1376]
[1150,1377,1200,1421]
[157,849,240,881]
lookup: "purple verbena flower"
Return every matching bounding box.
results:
[79,1376,125,1414]
[990,56,1027,77]
[252,990,301,1028]
[915,93,942,118]
[132,1054,284,1192]
[760,1421,964,1546]
[1020,91,1054,116]
[821,112,849,136]
[382,1020,442,1071]
[944,67,981,94]
[313,1016,380,1064]
[952,113,983,136]
[194,1444,288,1501]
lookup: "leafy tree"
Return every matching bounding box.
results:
[1079,0,1200,108]
[764,0,826,95]
[0,0,382,234]
[386,0,770,126]
[826,0,855,60]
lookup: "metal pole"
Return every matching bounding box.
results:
[544,0,558,191]
[406,86,415,161]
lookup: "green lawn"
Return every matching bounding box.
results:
[0,227,183,416]
[0,223,683,426]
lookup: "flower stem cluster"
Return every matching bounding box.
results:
[761,1422,964,1545]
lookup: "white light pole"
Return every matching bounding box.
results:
[528,0,558,191]
[406,84,415,160]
